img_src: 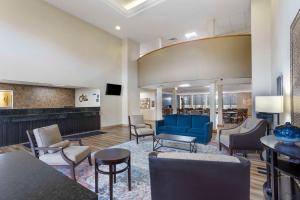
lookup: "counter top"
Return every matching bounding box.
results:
[0,151,98,200]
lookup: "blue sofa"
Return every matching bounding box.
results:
[156,115,213,144]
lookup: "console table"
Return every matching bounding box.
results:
[260,135,300,200]
[0,151,97,200]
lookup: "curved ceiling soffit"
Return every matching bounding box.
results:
[138,34,251,61]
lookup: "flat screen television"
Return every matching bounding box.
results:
[105,83,122,96]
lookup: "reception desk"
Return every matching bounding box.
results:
[0,107,100,147]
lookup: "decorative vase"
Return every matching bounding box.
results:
[274,122,300,144]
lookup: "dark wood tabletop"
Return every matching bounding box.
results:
[260,135,300,159]
[0,151,97,200]
[94,148,130,165]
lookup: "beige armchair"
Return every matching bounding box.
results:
[26,124,92,181]
[128,115,155,144]
[218,118,267,157]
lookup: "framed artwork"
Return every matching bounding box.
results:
[291,9,300,126]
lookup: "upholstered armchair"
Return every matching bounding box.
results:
[128,115,155,144]
[218,118,267,156]
[149,152,250,200]
[26,124,92,181]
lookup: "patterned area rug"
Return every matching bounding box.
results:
[55,138,224,200]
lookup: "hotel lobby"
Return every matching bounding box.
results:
[0,0,300,200]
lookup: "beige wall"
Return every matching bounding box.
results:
[0,0,123,126]
[138,35,251,87]
[251,0,272,116]
[0,83,75,109]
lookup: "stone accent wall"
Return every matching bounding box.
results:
[0,83,75,109]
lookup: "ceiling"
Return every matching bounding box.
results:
[44,0,251,44]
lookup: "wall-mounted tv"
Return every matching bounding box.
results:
[105,83,122,96]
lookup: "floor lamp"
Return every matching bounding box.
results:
[255,96,283,196]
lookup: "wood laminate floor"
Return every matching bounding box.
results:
[0,126,265,200]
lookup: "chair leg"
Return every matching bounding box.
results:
[129,133,132,141]
[219,143,222,151]
[230,149,233,156]
[71,166,76,181]
[88,154,92,166]
[136,136,139,144]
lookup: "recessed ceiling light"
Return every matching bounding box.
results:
[179,84,191,88]
[115,25,121,30]
[124,0,147,10]
[185,32,197,39]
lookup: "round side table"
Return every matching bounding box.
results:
[94,148,131,200]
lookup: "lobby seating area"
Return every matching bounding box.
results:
[1,0,300,200]
[156,115,213,144]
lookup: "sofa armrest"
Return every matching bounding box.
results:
[229,120,267,150]
[145,123,153,129]
[156,120,164,128]
[205,122,213,141]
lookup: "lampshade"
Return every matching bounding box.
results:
[255,96,283,113]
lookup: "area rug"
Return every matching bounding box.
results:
[55,138,224,200]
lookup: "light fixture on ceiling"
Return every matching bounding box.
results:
[179,84,191,88]
[185,32,197,39]
[115,25,121,30]
[124,0,148,10]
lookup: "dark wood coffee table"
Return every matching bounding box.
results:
[153,133,197,153]
[94,148,131,200]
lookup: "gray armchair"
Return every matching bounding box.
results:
[149,152,250,200]
[26,124,92,181]
[128,115,154,144]
[218,118,267,156]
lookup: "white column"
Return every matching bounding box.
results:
[217,84,224,126]
[156,87,163,120]
[172,88,178,114]
[209,83,217,129]
[121,39,140,125]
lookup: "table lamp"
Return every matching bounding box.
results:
[255,96,283,129]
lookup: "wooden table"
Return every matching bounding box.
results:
[0,151,97,200]
[260,135,300,200]
[94,148,131,200]
[153,133,197,153]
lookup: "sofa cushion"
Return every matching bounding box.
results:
[191,115,210,128]
[164,115,177,126]
[33,124,62,148]
[158,126,187,133]
[131,127,154,135]
[48,140,70,153]
[177,115,191,128]
[243,118,262,129]
[130,115,145,125]
[187,128,206,134]
[39,146,91,165]
[135,124,147,128]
